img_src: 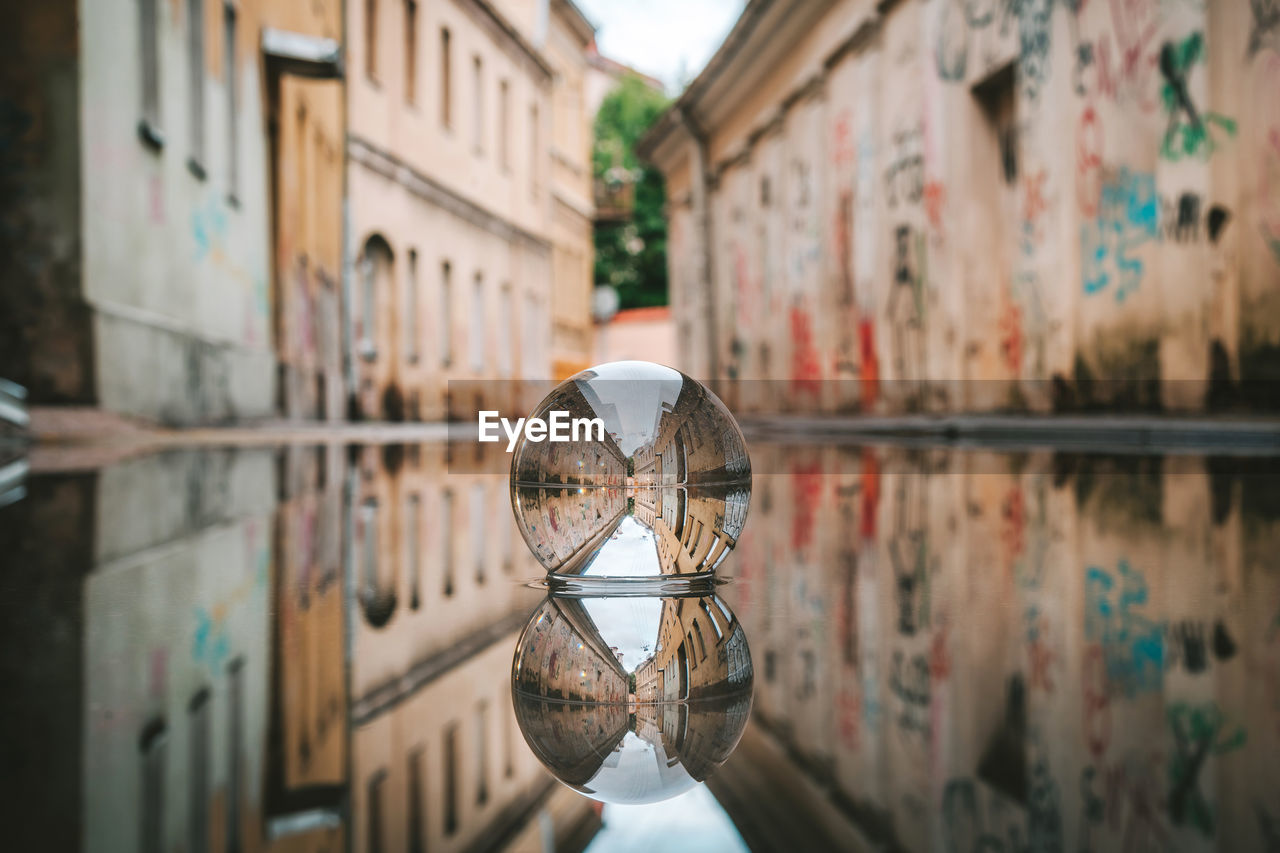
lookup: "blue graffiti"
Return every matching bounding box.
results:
[1085,560,1165,696]
[1081,168,1159,302]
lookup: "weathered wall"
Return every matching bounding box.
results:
[650,0,1280,414]
[81,0,276,423]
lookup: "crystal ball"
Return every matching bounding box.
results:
[511,592,754,804]
[509,361,751,581]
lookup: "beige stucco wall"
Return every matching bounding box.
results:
[347,0,555,419]
[648,0,1280,415]
[80,0,277,422]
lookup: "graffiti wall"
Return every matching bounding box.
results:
[650,0,1280,413]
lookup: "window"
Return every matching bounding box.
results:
[440,261,453,366]
[404,1,417,104]
[139,719,167,853]
[442,489,454,596]
[223,3,238,198]
[470,273,485,372]
[475,703,489,805]
[187,0,206,176]
[367,770,386,853]
[701,600,724,640]
[443,725,459,835]
[407,493,421,609]
[498,284,512,377]
[406,249,419,362]
[365,0,378,80]
[440,28,452,128]
[138,0,162,146]
[472,55,484,153]
[188,689,210,853]
[408,749,425,853]
[693,619,708,660]
[360,498,379,601]
[498,80,510,169]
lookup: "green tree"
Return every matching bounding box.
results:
[593,76,671,309]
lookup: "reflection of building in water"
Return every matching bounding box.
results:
[634,596,752,702]
[513,599,629,703]
[512,373,628,487]
[711,443,1280,852]
[633,381,750,487]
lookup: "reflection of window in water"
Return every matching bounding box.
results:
[408,748,425,853]
[442,489,454,597]
[139,718,166,853]
[407,492,421,610]
[701,600,724,640]
[476,701,489,805]
[693,620,708,661]
[188,689,210,853]
[367,769,386,853]
[444,724,459,835]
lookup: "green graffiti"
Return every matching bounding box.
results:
[1167,702,1246,837]
[1159,33,1238,161]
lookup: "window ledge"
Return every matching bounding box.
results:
[137,119,165,151]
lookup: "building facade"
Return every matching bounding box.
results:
[640,0,1280,415]
[3,0,342,425]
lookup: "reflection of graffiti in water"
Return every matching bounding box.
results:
[1167,701,1246,837]
[1084,560,1164,696]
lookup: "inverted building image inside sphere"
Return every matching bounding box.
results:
[510,593,754,804]
[510,361,751,582]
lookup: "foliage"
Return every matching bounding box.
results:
[592,75,671,309]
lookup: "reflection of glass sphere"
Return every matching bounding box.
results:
[510,361,751,581]
[510,593,754,804]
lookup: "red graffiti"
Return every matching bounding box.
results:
[860,449,880,540]
[1023,169,1047,237]
[790,461,824,551]
[999,300,1023,374]
[923,180,946,232]
[789,306,822,396]
[838,691,861,750]
[1078,106,1104,216]
[832,110,855,169]
[930,621,952,682]
[1083,644,1112,758]
[858,318,879,406]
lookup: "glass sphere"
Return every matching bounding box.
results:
[511,593,754,804]
[510,361,751,582]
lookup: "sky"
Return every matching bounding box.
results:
[575,0,747,92]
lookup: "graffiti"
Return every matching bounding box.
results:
[1249,0,1280,58]
[789,304,822,396]
[1079,757,1170,850]
[1077,106,1104,217]
[923,180,946,232]
[889,649,930,737]
[1073,0,1161,110]
[1081,167,1158,302]
[1028,755,1063,853]
[942,778,1027,853]
[884,127,924,208]
[1165,618,1236,674]
[1022,168,1048,246]
[1085,560,1164,696]
[1025,605,1056,694]
[789,460,824,551]
[890,529,929,637]
[935,0,1017,83]
[930,619,952,681]
[1019,0,1054,100]
[1082,645,1112,757]
[1158,33,1238,161]
[858,319,880,407]
[1166,701,1246,836]
[999,300,1023,374]
[888,225,927,381]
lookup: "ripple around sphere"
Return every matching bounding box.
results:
[510,593,754,805]
[509,361,751,581]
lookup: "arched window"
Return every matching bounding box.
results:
[358,235,394,360]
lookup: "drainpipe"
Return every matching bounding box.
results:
[678,108,719,384]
